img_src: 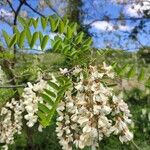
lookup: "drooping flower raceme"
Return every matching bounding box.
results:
[0,75,48,149]
[22,78,47,127]
[0,99,24,150]
[56,63,133,150]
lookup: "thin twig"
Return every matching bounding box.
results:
[14,0,24,26]
[131,140,141,150]
[44,0,62,18]
[6,0,16,13]
[0,84,26,88]
[24,1,45,18]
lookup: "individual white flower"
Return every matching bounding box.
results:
[2,145,8,150]
[119,130,133,143]
[75,81,84,91]
[72,66,82,75]
[59,68,68,75]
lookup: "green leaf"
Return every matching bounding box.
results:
[63,45,70,55]
[30,32,39,49]
[48,81,59,90]
[138,68,145,81]
[13,27,20,35]
[28,18,33,26]
[44,89,56,98]
[41,93,54,105]
[75,32,84,44]
[58,20,65,33]
[25,27,32,43]
[2,30,10,47]
[63,18,69,27]
[83,37,93,47]
[37,111,49,127]
[41,17,47,30]
[37,110,46,120]
[38,103,50,114]
[9,34,17,48]
[39,32,43,43]
[18,17,27,27]
[41,35,49,50]
[145,78,150,89]
[70,48,77,57]
[127,66,136,79]
[49,16,59,32]
[32,18,39,29]
[18,30,26,48]
[66,26,73,39]
[79,45,89,53]
[70,22,77,34]
[57,77,65,85]
[118,64,129,76]
[53,39,62,51]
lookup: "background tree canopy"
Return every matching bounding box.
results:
[0,0,150,51]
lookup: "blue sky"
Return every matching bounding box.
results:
[0,0,150,51]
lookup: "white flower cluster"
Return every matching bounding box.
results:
[22,79,47,127]
[0,76,48,149]
[56,64,133,150]
[0,98,24,150]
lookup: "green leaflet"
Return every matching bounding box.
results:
[138,68,145,81]
[38,103,50,114]
[18,30,26,48]
[18,17,27,27]
[58,20,65,34]
[25,27,32,44]
[30,32,39,49]
[75,32,84,44]
[40,93,54,105]
[49,16,59,32]
[52,39,62,52]
[41,17,47,30]
[83,37,93,47]
[8,34,17,48]
[44,89,56,98]
[145,78,150,89]
[127,66,136,79]
[39,32,43,43]
[118,64,129,77]
[31,18,39,29]
[41,35,49,50]
[2,30,10,47]
[70,22,77,34]
[48,81,59,90]
[66,26,73,39]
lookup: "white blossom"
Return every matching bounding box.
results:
[56,64,133,150]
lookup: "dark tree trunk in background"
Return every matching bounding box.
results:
[67,0,82,23]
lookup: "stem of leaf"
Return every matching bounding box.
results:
[131,140,141,150]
